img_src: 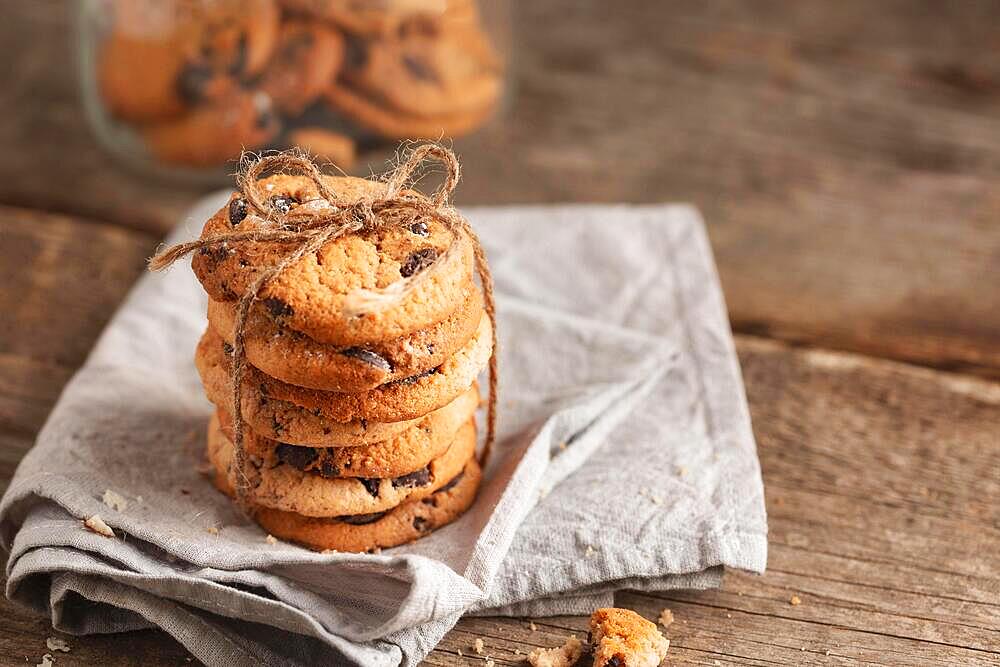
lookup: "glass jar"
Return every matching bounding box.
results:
[77,0,509,181]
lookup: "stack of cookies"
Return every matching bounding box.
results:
[184,166,492,552]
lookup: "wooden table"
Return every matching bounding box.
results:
[2,1,998,664]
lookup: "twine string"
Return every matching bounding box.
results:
[149,144,497,511]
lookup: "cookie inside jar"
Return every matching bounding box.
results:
[78,0,509,179]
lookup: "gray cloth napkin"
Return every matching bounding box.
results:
[1,200,767,666]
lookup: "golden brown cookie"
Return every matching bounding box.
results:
[212,454,482,552]
[207,411,475,516]
[323,82,495,140]
[191,175,474,345]
[206,285,483,391]
[287,128,357,169]
[195,315,492,434]
[219,383,479,477]
[98,0,279,122]
[340,19,502,117]
[590,608,670,667]
[142,91,280,166]
[259,20,344,116]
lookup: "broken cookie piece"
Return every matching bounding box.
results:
[527,634,584,667]
[590,607,670,667]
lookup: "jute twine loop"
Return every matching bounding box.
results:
[149,144,497,512]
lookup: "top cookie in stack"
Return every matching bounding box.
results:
[174,150,494,552]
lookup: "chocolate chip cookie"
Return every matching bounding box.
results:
[212,455,482,552]
[195,314,491,435]
[142,91,281,166]
[191,175,474,345]
[259,20,344,116]
[206,285,483,391]
[207,411,475,516]
[218,383,479,477]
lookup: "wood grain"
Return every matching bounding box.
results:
[2,2,999,376]
[0,209,998,664]
[1,0,1000,664]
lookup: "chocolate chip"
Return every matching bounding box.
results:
[228,197,248,226]
[436,470,464,494]
[270,194,298,215]
[320,460,340,477]
[402,54,439,84]
[275,444,318,470]
[271,415,284,435]
[392,466,431,489]
[344,35,369,71]
[198,245,230,262]
[228,32,248,76]
[605,657,625,667]
[341,347,392,372]
[339,511,387,525]
[176,61,214,104]
[222,341,234,355]
[359,478,380,497]
[409,221,429,236]
[388,367,437,386]
[400,248,439,278]
[262,297,293,318]
[412,516,430,532]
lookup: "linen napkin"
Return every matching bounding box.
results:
[1,199,767,666]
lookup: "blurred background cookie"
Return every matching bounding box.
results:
[142,91,280,166]
[84,0,509,173]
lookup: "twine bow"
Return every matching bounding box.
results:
[150,144,497,511]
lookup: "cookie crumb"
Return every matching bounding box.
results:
[457,649,463,657]
[206,526,219,535]
[36,654,54,667]
[101,489,128,512]
[83,515,115,538]
[825,649,832,656]
[529,621,538,631]
[473,637,485,655]
[539,486,550,500]
[658,608,674,628]
[790,595,802,606]
[45,638,70,653]
[514,648,522,655]
[714,661,722,666]
[590,608,669,667]
[558,441,567,451]
[135,496,143,503]
[726,613,732,618]
[265,534,278,544]
[585,545,595,558]
[527,635,583,667]
[676,465,688,477]
[485,660,495,667]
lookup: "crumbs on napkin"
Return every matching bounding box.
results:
[101,489,128,512]
[658,608,675,627]
[83,515,115,538]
